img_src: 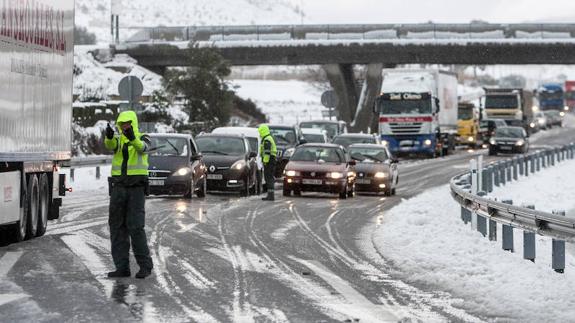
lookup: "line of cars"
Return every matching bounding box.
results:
[145,119,399,200]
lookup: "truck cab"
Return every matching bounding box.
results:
[457,102,482,148]
[483,89,523,121]
[537,83,565,111]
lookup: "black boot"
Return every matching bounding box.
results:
[262,190,275,201]
[135,268,152,279]
[107,270,131,278]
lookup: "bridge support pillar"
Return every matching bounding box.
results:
[323,64,359,124]
[350,63,384,133]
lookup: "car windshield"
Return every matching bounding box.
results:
[495,128,524,138]
[149,137,189,157]
[300,122,339,138]
[458,107,473,120]
[196,137,246,155]
[302,133,326,143]
[349,147,388,163]
[269,127,297,145]
[539,91,563,100]
[377,99,432,115]
[246,137,258,154]
[333,136,376,148]
[290,147,344,163]
[485,95,518,109]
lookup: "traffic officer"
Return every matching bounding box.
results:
[258,125,277,201]
[104,111,153,279]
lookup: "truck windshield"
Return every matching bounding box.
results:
[458,107,473,120]
[485,96,518,109]
[539,92,564,100]
[269,127,297,146]
[565,91,575,100]
[378,99,432,115]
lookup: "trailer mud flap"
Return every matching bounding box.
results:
[49,198,62,220]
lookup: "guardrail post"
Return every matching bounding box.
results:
[530,154,535,174]
[519,156,524,175]
[489,216,497,241]
[551,149,556,166]
[502,199,514,252]
[96,166,101,180]
[461,206,472,224]
[524,156,529,176]
[494,164,500,187]
[542,151,547,168]
[488,166,494,192]
[506,160,512,182]
[70,168,75,182]
[476,192,487,237]
[536,153,541,172]
[523,205,536,262]
[512,158,518,180]
[481,168,489,193]
[500,162,506,185]
[552,210,566,273]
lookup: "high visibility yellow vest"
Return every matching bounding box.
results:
[104,111,149,176]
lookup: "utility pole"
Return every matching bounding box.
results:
[111,0,122,44]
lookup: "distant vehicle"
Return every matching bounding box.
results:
[537,83,565,111]
[533,111,549,130]
[375,69,458,158]
[299,120,347,140]
[565,80,575,110]
[348,144,399,196]
[301,128,329,143]
[543,110,563,127]
[332,133,381,148]
[483,88,533,131]
[264,124,306,177]
[457,102,483,148]
[0,0,74,242]
[195,134,259,196]
[212,127,263,194]
[488,126,529,156]
[480,119,507,144]
[283,144,356,199]
[147,134,207,198]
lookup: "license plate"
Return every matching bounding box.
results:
[500,146,512,150]
[149,179,165,186]
[356,179,371,184]
[207,174,223,180]
[302,179,322,185]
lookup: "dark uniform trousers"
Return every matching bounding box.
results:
[264,156,276,191]
[109,185,153,271]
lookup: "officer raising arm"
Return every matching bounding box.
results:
[258,125,277,201]
[104,111,153,279]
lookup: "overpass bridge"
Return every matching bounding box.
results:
[115,23,575,131]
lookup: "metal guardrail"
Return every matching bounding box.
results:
[450,144,575,273]
[64,156,112,181]
[123,23,575,43]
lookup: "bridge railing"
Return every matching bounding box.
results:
[124,23,575,43]
[450,144,575,273]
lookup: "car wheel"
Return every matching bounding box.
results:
[283,187,291,196]
[184,178,194,199]
[391,187,397,196]
[241,175,250,197]
[196,177,206,198]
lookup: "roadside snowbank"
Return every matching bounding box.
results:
[63,165,111,192]
[367,160,575,322]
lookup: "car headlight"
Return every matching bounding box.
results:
[560,111,566,117]
[530,122,536,128]
[565,106,570,111]
[489,138,496,145]
[515,139,525,146]
[283,148,295,158]
[285,170,300,177]
[423,139,432,146]
[374,172,387,179]
[381,140,388,147]
[174,167,191,176]
[327,172,344,179]
[231,160,246,170]
[347,171,356,178]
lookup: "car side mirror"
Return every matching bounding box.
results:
[248,151,257,159]
[299,138,308,145]
[348,160,356,166]
[191,153,202,161]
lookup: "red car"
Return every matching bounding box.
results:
[283,144,356,199]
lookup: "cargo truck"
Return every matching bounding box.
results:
[537,83,565,111]
[483,88,534,131]
[0,0,74,242]
[565,81,575,111]
[374,69,458,158]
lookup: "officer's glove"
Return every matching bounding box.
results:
[123,126,136,141]
[105,123,115,139]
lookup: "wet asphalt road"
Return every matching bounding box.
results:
[1,124,574,322]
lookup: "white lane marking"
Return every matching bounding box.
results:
[0,252,23,278]
[46,220,108,236]
[292,258,401,323]
[176,221,198,233]
[0,294,28,307]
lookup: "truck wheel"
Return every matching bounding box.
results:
[196,177,207,198]
[13,185,28,243]
[36,174,50,237]
[26,174,39,239]
[283,187,291,196]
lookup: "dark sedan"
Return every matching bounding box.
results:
[348,144,399,196]
[488,126,529,156]
[147,133,207,199]
[195,134,258,196]
[283,144,356,199]
[332,133,381,149]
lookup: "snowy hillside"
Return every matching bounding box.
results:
[76,0,304,43]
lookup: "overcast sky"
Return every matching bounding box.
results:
[301,0,575,24]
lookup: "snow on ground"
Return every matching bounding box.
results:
[231,80,327,125]
[365,159,575,322]
[62,165,111,192]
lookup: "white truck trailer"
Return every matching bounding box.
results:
[375,69,458,158]
[0,0,74,242]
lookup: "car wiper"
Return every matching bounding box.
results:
[202,150,229,155]
[166,140,179,155]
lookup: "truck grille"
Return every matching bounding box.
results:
[389,123,423,135]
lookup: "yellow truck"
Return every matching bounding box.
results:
[457,102,482,148]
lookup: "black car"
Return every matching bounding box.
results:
[147,133,207,198]
[265,124,306,177]
[195,134,258,196]
[488,126,529,156]
[480,119,508,145]
[348,144,399,196]
[332,133,381,149]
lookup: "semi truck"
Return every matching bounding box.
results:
[565,81,575,111]
[0,0,74,242]
[483,88,534,130]
[537,83,565,111]
[375,69,458,158]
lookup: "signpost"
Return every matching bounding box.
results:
[117,75,154,132]
[321,90,338,120]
